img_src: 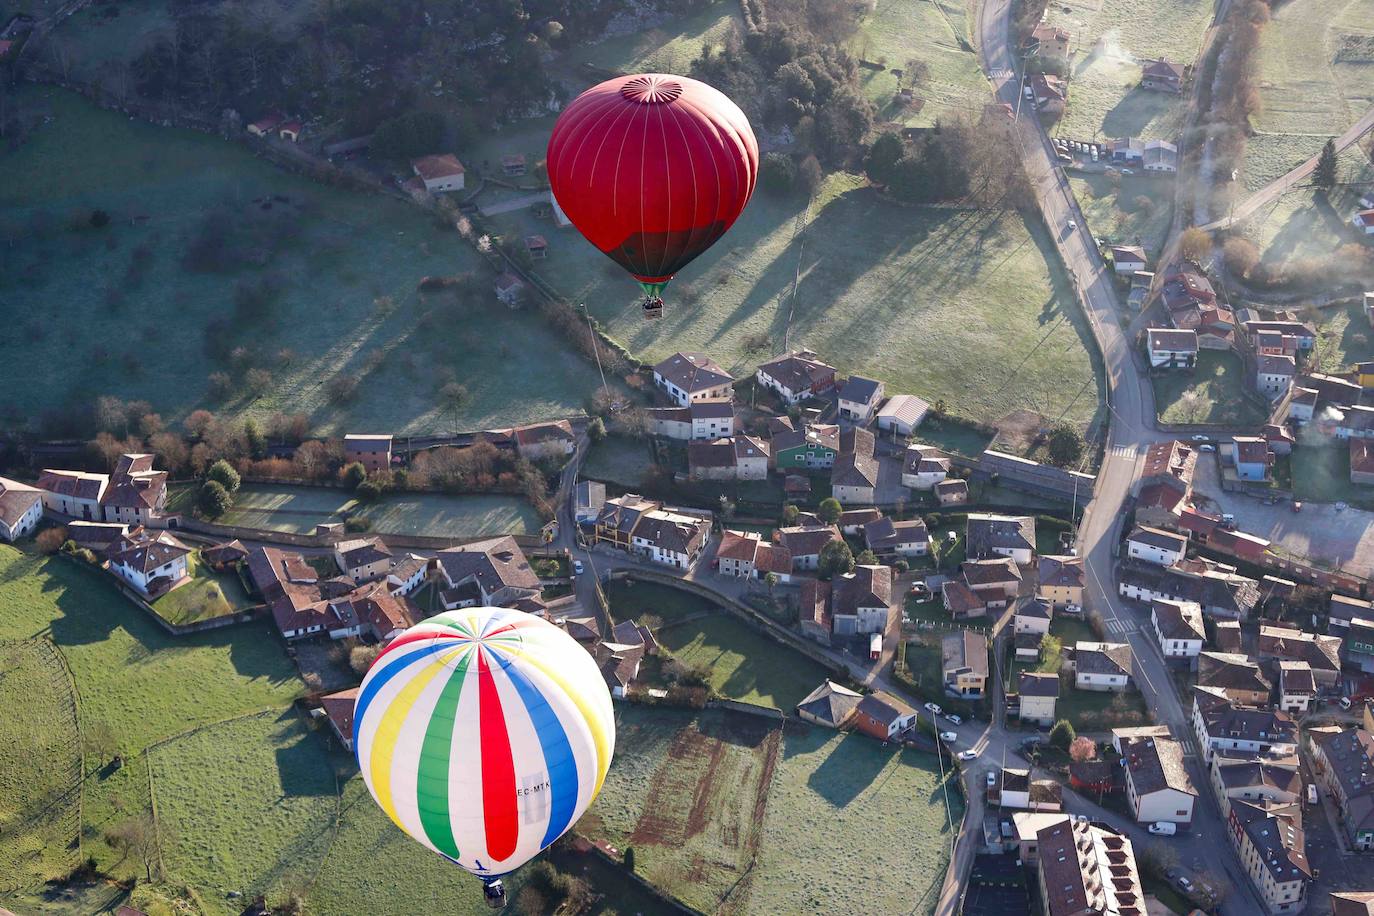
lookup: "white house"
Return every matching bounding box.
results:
[629,508,711,570]
[837,376,884,423]
[830,565,894,636]
[1192,688,1298,762]
[1354,210,1374,235]
[35,468,107,520]
[386,554,430,597]
[1142,138,1179,173]
[107,530,192,596]
[412,153,465,192]
[335,537,394,583]
[652,351,734,406]
[1111,245,1148,275]
[1017,672,1059,726]
[901,444,950,490]
[1119,734,1196,824]
[965,513,1036,565]
[1151,599,1205,657]
[1013,596,1053,637]
[1126,525,1188,566]
[755,350,837,404]
[876,395,929,437]
[0,477,43,542]
[1074,641,1133,691]
[1256,354,1296,400]
[863,516,930,558]
[1147,328,1198,369]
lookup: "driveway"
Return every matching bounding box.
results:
[1191,455,1374,578]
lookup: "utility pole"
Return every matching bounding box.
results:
[580,302,609,405]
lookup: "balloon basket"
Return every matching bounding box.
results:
[482,879,507,909]
[641,297,664,320]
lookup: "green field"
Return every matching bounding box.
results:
[1153,350,1269,425]
[1044,0,1213,141]
[169,482,541,536]
[0,640,82,890]
[491,172,1102,426]
[606,579,833,709]
[850,0,988,128]
[557,0,744,78]
[149,551,255,626]
[582,434,656,488]
[736,725,961,915]
[1288,442,1374,506]
[0,88,605,436]
[1241,146,1374,268]
[1069,173,1176,255]
[1311,297,1374,373]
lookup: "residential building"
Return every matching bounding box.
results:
[1151,599,1205,658]
[961,557,1022,607]
[755,349,837,404]
[1014,596,1053,637]
[1141,57,1184,92]
[796,680,862,729]
[831,428,878,505]
[35,468,105,521]
[1012,812,1071,863]
[1332,892,1374,916]
[687,436,769,480]
[799,579,832,643]
[1332,595,1374,628]
[1034,820,1143,916]
[838,507,883,536]
[320,688,359,751]
[1356,210,1374,235]
[510,420,575,461]
[1308,728,1374,851]
[1289,386,1319,424]
[1074,642,1133,691]
[1212,754,1302,809]
[1147,328,1199,368]
[106,529,192,596]
[1192,687,1297,762]
[1142,138,1179,172]
[652,351,733,406]
[1337,405,1374,440]
[863,516,929,558]
[996,767,1063,811]
[837,376,884,423]
[1117,560,1260,620]
[343,435,393,472]
[771,421,839,470]
[936,478,969,506]
[717,529,764,578]
[411,153,465,192]
[247,546,413,642]
[1277,661,1316,714]
[1215,619,1243,652]
[1230,436,1274,481]
[1257,354,1297,399]
[1133,439,1196,528]
[646,399,736,441]
[875,395,930,437]
[943,578,988,620]
[435,536,541,610]
[202,539,249,569]
[1037,554,1084,606]
[1256,625,1342,688]
[334,537,393,583]
[942,629,988,698]
[386,554,429,598]
[901,444,950,490]
[1029,23,1070,57]
[965,513,1036,564]
[575,480,606,526]
[597,620,657,698]
[851,691,917,741]
[594,493,661,550]
[493,272,524,306]
[629,507,712,569]
[1111,245,1148,274]
[1198,652,1272,705]
[831,565,894,636]
[1126,525,1187,566]
[1347,617,1374,673]
[1353,439,1374,486]
[1226,798,1310,913]
[1017,672,1059,726]
[0,477,42,542]
[1119,733,1196,824]
[774,525,842,571]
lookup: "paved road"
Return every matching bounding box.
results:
[1199,104,1374,232]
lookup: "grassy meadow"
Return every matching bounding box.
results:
[1152,349,1268,425]
[0,87,605,436]
[149,551,255,626]
[1069,173,1176,254]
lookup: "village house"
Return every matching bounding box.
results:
[837,375,884,423]
[1199,652,1273,705]
[960,557,1022,608]
[1014,596,1053,638]
[687,436,769,481]
[716,530,792,585]
[597,619,658,699]
[1141,57,1184,92]
[505,420,575,461]
[1256,625,1342,688]
[1143,138,1179,173]
[1126,525,1188,566]
[202,539,249,570]
[1147,328,1199,368]
[1277,661,1316,714]
[594,493,659,550]
[1034,820,1143,916]
[501,153,527,176]
[1074,641,1133,691]
[1133,438,1196,528]
[647,398,736,441]
[334,537,393,584]
[1339,405,1374,440]
[863,516,929,558]
[652,351,734,406]
[799,579,833,643]
[942,578,988,620]
[830,428,879,505]
[628,507,712,569]
[770,419,839,470]
[247,112,284,136]
[1212,754,1302,809]
[995,767,1063,812]
[435,536,541,610]
[942,629,988,698]
[494,272,524,306]
[1351,439,1374,485]
[935,478,969,506]
[524,235,547,260]
[851,690,917,742]
[247,546,413,642]
[901,444,950,490]
[1036,554,1084,606]
[1257,354,1297,400]
[1229,436,1275,482]
[796,680,863,729]
[1192,687,1297,762]
[1308,728,1374,851]
[97,454,169,526]
[1119,732,1196,824]
[875,394,930,437]
[831,565,894,636]
[1227,798,1311,913]
[278,120,302,142]
[107,529,192,596]
[774,524,842,571]
[755,349,837,404]
[1029,72,1067,107]
[1029,23,1071,57]
[1332,892,1374,915]
[385,554,430,598]
[320,687,358,750]
[0,477,42,542]
[1012,812,1071,863]
[411,153,466,192]
[1354,210,1374,235]
[1214,618,1243,652]
[1151,598,1205,658]
[1111,245,1148,275]
[344,435,393,473]
[965,513,1036,564]
[1017,671,1059,726]
[838,507,883,536]
[575,480,606,527]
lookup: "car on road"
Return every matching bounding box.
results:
[924,703,942,715]
[573,560,584,575]
[1175,876,1193,892]
[1337,501,1349,512]
[1191,434,1209,442]
[1149,821,1177,836]
[940,731,959,743]
[944,713,962,726]
[1199,443,1215,452]
[1066,219,1077,231]
[1120,168,1133,176]
[958,749,979,761]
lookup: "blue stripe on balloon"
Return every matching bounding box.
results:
[489,651,579,848]
[353,642,458,765]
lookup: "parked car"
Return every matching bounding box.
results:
[573,559,584,575]
[924,703,942,715]
[986,770,998,786]
[1341,696,1353,710]
[958,749,979,761]
[1120,168,1134,175]
[1176,876,1193,892]
[1308,784,1319,804]
[944,713,962,726]
[1199,443,1215,452]
[1149,821,1177,836]
[1191,434,1209,442]
[940,731,959,743]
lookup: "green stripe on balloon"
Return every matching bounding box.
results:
[416,649,472,860]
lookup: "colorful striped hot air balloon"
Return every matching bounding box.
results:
[353,607,615,905]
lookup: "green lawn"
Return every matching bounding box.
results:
[1289,442,1374,506]
[1311,294,1374,375]
[582,434,655,488]
[1153,350,1269,426]
[913,416,996,457]
[171,482,541,536]
[486,171,1103,427]
[149,551,255,626]
[1069,173,1176,256]
[0,87,605,436]
[606,580,833,709]
[736,726,961,915]
[556,0,743,78]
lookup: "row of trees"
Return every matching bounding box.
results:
[863,117,1035,207]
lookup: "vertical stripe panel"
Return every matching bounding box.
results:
[415,649,472,860]
[477,647,519,861]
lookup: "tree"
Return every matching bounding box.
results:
[1069,735,1097,762]
[350,644,382,675]
[1037,634,1063,673]
[198,479,232,518]
[764,571,779,596]
[818,540,855,579]
[371,110,446,161]
[1314,137,1338,192]
[36,527,67,554]
[244,416,267,458]
[1046,423,1085,468]
[83,719,120,765]
[341,461,368,490]
[817,497,843,524]
[1179,226,1212,263]
[865,132,905,185]
[356,479,383,502]
[782,503,800,526]
[760,151,796,194]
[587,417,606,442]
[856,548,879,566]
[797,154,824,196]
[1222,237,1261,278]
[624,847,636,872]
[206,458,241,493]
[1049,718,1076,750]
[107,814,159,881]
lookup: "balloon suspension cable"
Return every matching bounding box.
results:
[638,280,668,299]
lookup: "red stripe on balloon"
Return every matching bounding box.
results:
[477,648,518,861]
[371,629,466,667]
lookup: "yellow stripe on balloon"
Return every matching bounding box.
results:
[368,646,466,826]
[493,643,613,799]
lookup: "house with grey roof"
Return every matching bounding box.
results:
[965,512,1036,564]
[1119,733,1196,824]
[0,476,42,542]
[832,427,878,505]
[652,351,734,406]
[796,680,863,729]
[838,375,884,423]
[1073,641,1133,691]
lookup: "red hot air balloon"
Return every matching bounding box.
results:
[546,73,759,319]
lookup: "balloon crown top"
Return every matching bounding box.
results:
[621,75,683,104]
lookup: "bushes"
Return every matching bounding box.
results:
[197,479,233,518]
[344,516,373,533]
[35,526,67,555]
[206,458,241,493]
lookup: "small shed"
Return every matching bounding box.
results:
[502,153,527,176]
[525,234,548,259]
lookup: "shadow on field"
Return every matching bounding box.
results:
[1100,87,1172,140]
[806,732,888,806]
[275,712,336,797]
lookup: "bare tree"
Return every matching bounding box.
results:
[107,814,160,881]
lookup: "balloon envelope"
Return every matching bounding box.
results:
[353,607,615,879]
[546,73,759,295]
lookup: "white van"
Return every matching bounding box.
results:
[1307,784,1319,805]
[1148,821,1177,836]
[1341,696,1354,710]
